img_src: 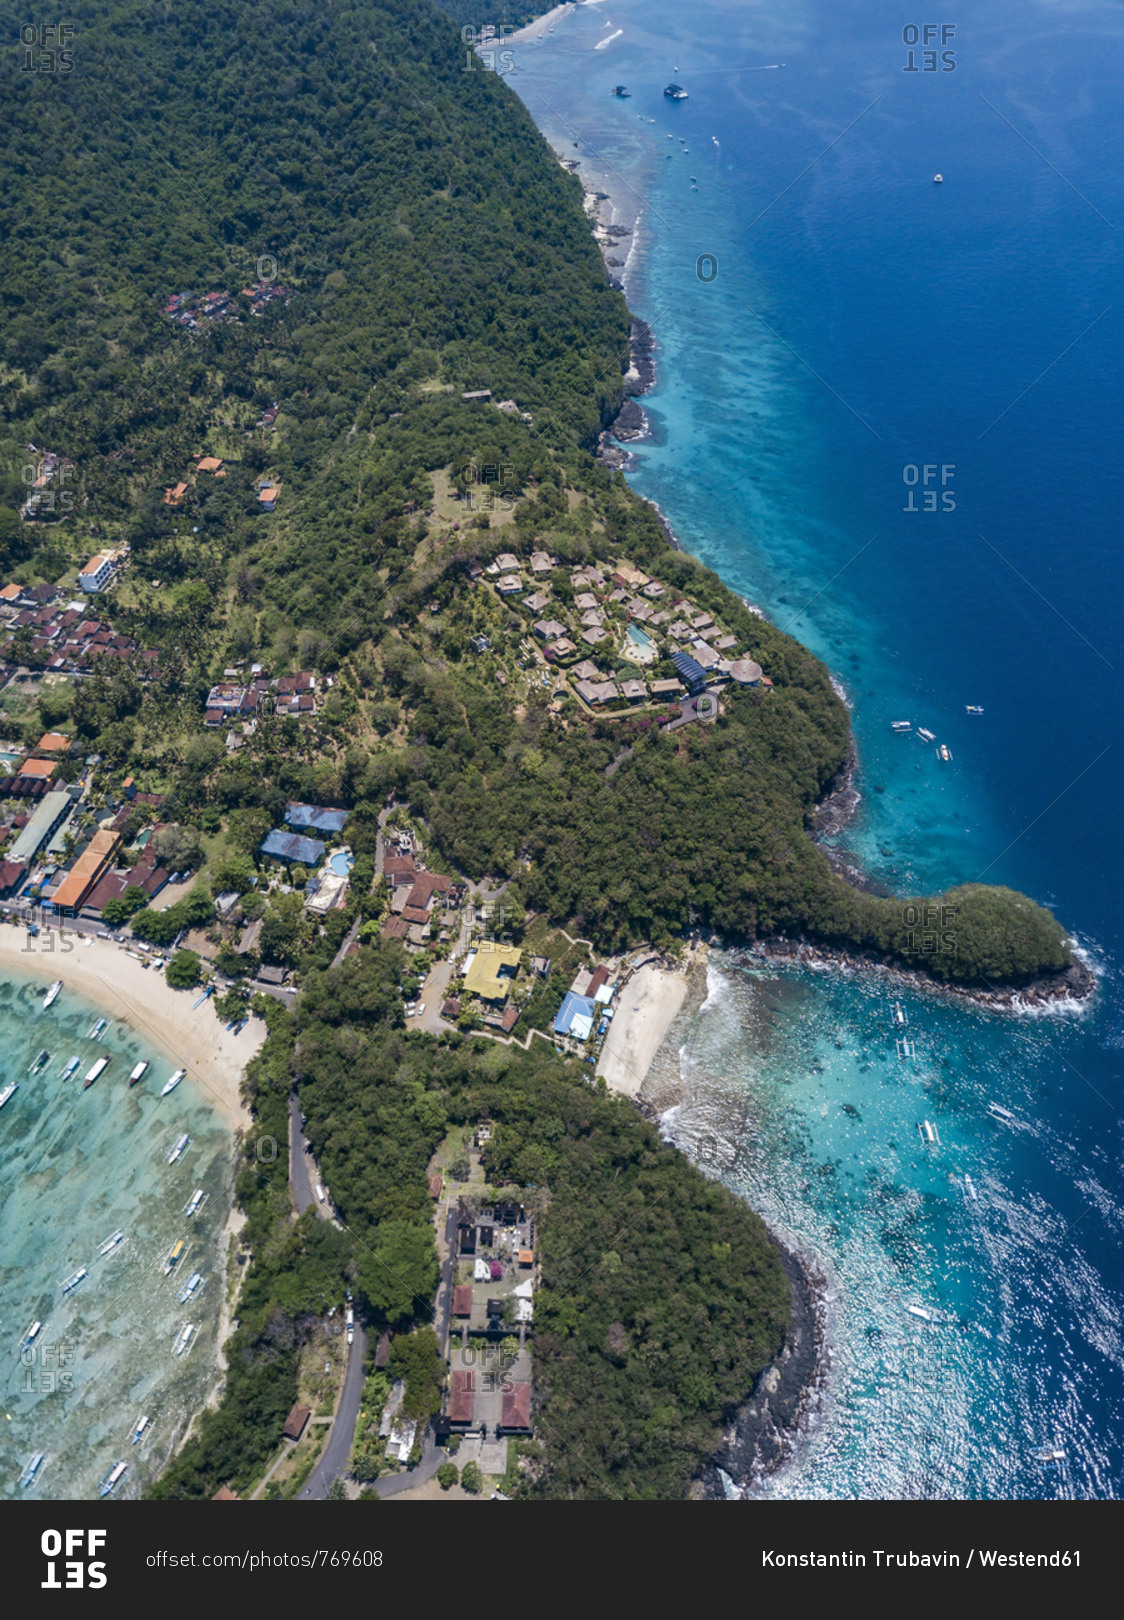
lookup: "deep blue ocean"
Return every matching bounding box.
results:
[510,0,1124,1497]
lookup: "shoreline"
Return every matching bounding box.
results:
[0,925,262,1131]
[595,952,696,1095]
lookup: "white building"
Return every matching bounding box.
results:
[78,549,122,593]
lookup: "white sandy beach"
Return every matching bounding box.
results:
[596,959,691,1097]
[505,2,577,47]
[0,925,263,1130]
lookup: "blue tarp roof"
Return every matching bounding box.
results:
[672,650,708,690]
[261,829,326,864]
[284,801,349,833]
[554,991,597,1039]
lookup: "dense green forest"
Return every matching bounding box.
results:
[1,0,1080,1503]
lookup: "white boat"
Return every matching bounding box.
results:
[98,1460,127,1497]
[166,1132,190,1165]
[1033,1446,1065,1465]
[933,173,943,183]
[163,1239,186,1276]
[184,1188,207,1218]
[83,1055,110,1089]
[906,1304,933,1321]
[964,1174,978,1202]
[938,744,952,762]
[891,720,912,732]
[19,1452,45,1489]
[42,980,62,1009]
[173,1322,196,1356]
[21,1319,42,1350]
[161,1068,186,1096]
[0,1081,18,1110]
[896,1038,916,1060]
[88,1016,107,1040]
[919,1119,940,1145]
[987,1101,1016,1124]
[891,1002,907,1026]
[917,727,936,743]
[60,1266,87,1294]
[130,1415,150,1445]
[128,1060,149,1086]
[59,1055,80,1080]
[966,705,984,715]
[97,1230,125,1258]
[178,1271,204,1303]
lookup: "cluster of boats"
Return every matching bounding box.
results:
[890,719,955,761]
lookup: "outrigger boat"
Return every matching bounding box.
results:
[184,1188,207,1218]
[917,727,936,743]
[166,1133,190,1166]
[88,1016,107,1040]
[130,1415,150,1445]
[173,1322,196,1356]
[163,1239,186,1276]
[918,1119,940,1146]
[896,1038,916,1060]
[98,1460,127,1497]
[987,1101,1016,1124]
[891,720,912,732]
[60,1266,87,1294]
[97,1230,125,1258]
[178,1272,204,1304]
[83,1055,110,1089]
[21,1320,42,1351]
[19,1452,45,1489]
[29,1048,50,1074]
[59,1055,80,1080]
[964,1174,979,1202]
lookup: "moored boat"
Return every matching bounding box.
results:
[918,1119,940,1145]
[60,1266,87,1294]
[964,1174,978,1202]
[0,1081,18,1110]
[88,1016,107,1040]
[161,1068,186,1096]
[184,1188,207,1217]
[83,1055,110,1089]
[163,1239,186,1275]
[891,720,912,732]
[906,1304,933,1321]
[29,1048,50,1074]
[178,1271,204,1303]
[21,1319,42,1350]
[664,82,688,99]
[128,1060,149,1086]
[917,727,936,742]
[97,1229,125,1258]
[42,980,62,1009]
[19,1452,45,1489]
[166,1132,190,1165]
[173,1322,196,1356]
[98,1460,127,1497]
[59,1055,80,1080]
[130,1414,150,1445]
[987,1101,1016,1124]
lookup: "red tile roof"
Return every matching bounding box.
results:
[501,1382,532,1431]
[448,1369,475,1424]
[452,1285,473,1317]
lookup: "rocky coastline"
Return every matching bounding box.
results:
[693,1235,826,1500]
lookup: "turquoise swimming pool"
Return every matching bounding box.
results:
[627,622,654,649]
[328,850,353,877]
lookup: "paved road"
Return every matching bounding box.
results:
[298,1325,367,1499]
[289,1095,333,1221]
[330,915,360,969]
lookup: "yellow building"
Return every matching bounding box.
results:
[462,941,522,1003]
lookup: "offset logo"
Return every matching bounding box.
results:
[902,23,956,72]
[41,1530,107,1589]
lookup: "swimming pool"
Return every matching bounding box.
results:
[327,850,353,878]
[627,623,654,649]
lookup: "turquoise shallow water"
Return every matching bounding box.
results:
[0,965,236,1499]
[510,0,1124,1496]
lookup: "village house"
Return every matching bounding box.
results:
[544,636,577,661]
[78,549,124,593]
